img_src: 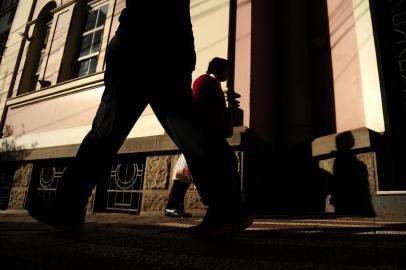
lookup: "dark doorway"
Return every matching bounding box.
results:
[370,0,406,189]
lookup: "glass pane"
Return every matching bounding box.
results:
[0,37,6,56]
[90,30,102,53]
[96,4,108,27]
[88,57,98,74]
[84,9,98,32]
[77,59,90,77]
[79,33,92,57]
[43,24,51,48]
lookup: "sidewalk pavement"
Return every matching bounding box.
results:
[1,210,406,270]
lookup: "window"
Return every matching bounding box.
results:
[33,20,52,88]
[75,3,108,78]
[0,32,8,64]
[18,2,55,95]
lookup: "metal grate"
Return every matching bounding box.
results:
[27,157,145,214]
[103,160,145,214]
[36,166,67,201]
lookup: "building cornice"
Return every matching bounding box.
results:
[0,126,248,161]
[51,0,77,14]
[6,71,104,109]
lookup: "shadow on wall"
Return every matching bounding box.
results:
[242,130,331,215]
[328,131,376,217]
[241,0,338,215]
[0,163,15,210]
[0,124,36,161]
[0,125,36,210]
[242,130,376,217]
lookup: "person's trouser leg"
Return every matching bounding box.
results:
[57,90,147,211]
[166,153,193,217]
[166,180,190,210]
[57,41,147,212]
[165,180,192,217]
[150,73,244,221]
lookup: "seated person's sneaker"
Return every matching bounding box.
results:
[165,207,192,218]
[188,214,252,237]
[27,199,85,234]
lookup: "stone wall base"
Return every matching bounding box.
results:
[313,128,406,218]
[3,151,243,217]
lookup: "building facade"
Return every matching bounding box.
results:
[0,0,19,208]
[0,0,18,64]
[0,0,405,217]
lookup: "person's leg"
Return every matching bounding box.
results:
[57,83,148,212]
[150,72,249,230]
[165,154,192,218]
[28,38,148,228]
[165,180,192,218]
[57,41,149,213]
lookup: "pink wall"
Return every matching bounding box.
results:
[234,0,251,127]
[327,0,366,132]
[4,88,103,136]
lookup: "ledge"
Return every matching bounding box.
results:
[311,127,383,157]
[0,126,248,161]
[377,191,406,195]
[6,72,104,109]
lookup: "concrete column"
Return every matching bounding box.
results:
[327,0,384,133]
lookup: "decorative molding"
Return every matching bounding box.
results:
[6,71,104,108]
[51,0,77,14]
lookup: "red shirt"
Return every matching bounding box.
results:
[192,74,226,134]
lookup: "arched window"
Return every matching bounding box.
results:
[59,1,108,81]
[18,2,56,94]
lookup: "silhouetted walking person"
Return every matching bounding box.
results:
[28,1,251,237]
[165,57,233,218]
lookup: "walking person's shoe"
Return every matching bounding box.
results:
[165,207,192,218]
[188,207,253,237]
[165,180,192,218]
[27,198,85,234]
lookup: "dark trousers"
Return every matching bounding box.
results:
[58,39,243,219]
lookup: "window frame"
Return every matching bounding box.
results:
[75,1,109,78]
[34,20,53,85]
[17,1,56,95]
